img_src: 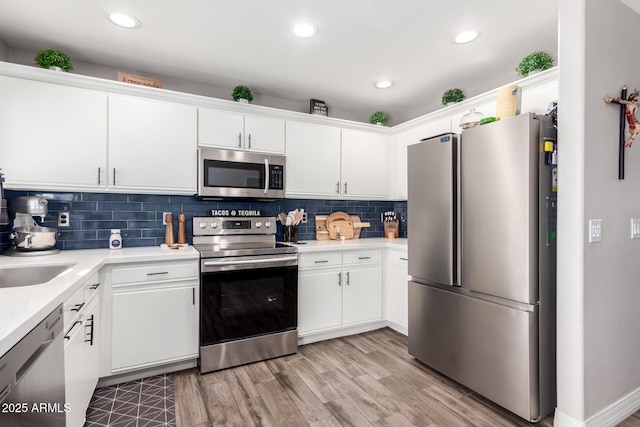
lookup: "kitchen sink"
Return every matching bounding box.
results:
[0,264,75,288]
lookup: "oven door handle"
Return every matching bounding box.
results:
[202,255,298,271]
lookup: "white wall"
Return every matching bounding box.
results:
[0,40,8,61]
[557,0,640,425]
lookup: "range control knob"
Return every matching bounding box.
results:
[210,222,218,229]
[264,221,272,228]
[255,221,263,228]
[199,222,207,229]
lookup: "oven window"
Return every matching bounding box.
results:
[204,159,264,189]
[200,265,297,345]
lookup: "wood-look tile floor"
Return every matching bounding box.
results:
[174,328,640,427]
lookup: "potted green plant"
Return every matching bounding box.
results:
[516,51,553,77]
[232,85,253,103]
[369,111,388,126]
[34,49,73,72]
[442,88,465,105]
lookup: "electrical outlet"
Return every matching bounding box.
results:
[631,218,640,239]
[588,219,602,243]
[57,212,70,227]
[301,212,308,224]
[162,212,172,225]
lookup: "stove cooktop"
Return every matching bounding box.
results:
[193,241,297,259]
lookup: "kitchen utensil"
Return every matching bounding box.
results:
[325,211,351,232]
[328,218,354,240]
[293,210,303,225]
[177,214,187,244]
[165,213,174,245]
[278,212,287,224]
[10,226,58,250]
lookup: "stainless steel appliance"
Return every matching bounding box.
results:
[6,196,59,256]
[407,113,557,422]
[0,305,66,427]
[197,148,286,199]
[0,171,8,225]
[193,215,298,373]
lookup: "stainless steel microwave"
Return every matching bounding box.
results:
[197,147,286,199]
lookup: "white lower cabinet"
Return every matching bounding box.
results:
[64,272,101,427]
[105,260,199,374]
[298,249,383,339]
[384,249,409,333]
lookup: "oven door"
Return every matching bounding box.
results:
[200,254,298,346]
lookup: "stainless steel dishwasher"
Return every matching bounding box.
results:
[0,304,66,427]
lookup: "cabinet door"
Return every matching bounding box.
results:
[285,121,342,197]
[342,266,383,326]
[0,76,107,190]
[198,108,245,150]
[108,95,197,193]
[341,129,388,198]
[111,283,198,372]
[298,269,342,334]
[64,317,86,427]
[83,298,100,402]
[244,115,285,153]
[384,250,409,330]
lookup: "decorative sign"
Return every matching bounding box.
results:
[210,209,262,217]
[117,72,163,88]
[310,99,328,116]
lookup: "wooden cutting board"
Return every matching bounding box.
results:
[328,218,354,239]
[315,214,371,240]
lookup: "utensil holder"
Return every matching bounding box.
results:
[283,225,298,243]
[384,220,399,239]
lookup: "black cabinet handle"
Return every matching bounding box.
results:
[71,302,85,312]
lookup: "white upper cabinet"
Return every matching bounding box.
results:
[286,122,388,199]
[0,76,107,190]
[341,129,388,198]
[198,108,285,154]
[108,95,197,194]
[285,121,342,197]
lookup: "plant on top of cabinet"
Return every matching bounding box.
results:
[516,51,553,77]
[232,85,253,103]
[369,111,388,126]
[442,88,465,105]
[34,49,73,72]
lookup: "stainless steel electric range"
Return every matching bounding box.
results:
[192,215,298,373]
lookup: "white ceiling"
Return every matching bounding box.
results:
[0,0,559,125]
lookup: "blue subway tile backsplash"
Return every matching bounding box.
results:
[1,190,407,252]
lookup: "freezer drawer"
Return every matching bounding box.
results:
[408,281,549,421]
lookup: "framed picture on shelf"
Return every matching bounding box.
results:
[310,99,328,116]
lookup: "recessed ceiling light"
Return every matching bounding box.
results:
[375,81,393,89]
[107,11,141,29]
[293,22,318,38]
[453,31,478,44]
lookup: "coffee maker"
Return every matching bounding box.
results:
[6,196,59,256]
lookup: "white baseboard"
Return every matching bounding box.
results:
[298,321,387,345]
[385,320,408,335]
[555,385,640,427]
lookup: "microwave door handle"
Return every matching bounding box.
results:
[264,159,269,195]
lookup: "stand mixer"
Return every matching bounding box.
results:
[6,196,60,256]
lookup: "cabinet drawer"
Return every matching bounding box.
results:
[111,261,198,285]
[299,252,342,269]
[83,272,101,302]
[64,286,85,329]
[343,250,382,265]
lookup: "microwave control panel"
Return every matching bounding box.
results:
[269,165,284,190]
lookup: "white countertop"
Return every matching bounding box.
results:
[288,237,407,252]
[0,246,199,356]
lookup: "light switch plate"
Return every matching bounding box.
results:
[589,219,602,243]
[631,218,640,239]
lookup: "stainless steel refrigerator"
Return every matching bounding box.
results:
[407,113,557,422]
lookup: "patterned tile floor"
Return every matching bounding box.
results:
[84,374,176,427]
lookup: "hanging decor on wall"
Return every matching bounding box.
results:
[604,86,638,179]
